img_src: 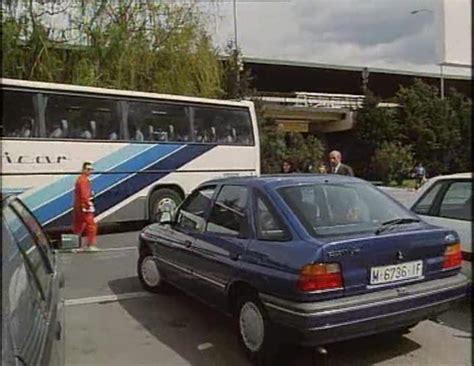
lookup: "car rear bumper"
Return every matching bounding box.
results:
[260,273,468,346]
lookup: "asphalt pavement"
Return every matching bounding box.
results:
[61,227,471,366]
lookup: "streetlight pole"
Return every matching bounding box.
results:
[440,64,445,99]
[410,9,444,99]
[233,0,238,51]
[233,0,240,87]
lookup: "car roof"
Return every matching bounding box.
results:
[428,172,472,181]
[201,174,366,189]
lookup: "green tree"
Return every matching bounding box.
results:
[353,79,471,179]
[221,40,253,99]
[372,141,415,185]
[353,91,400,177]
[256,100,325,173]
[395,79,462,175]
[2,0,223,97]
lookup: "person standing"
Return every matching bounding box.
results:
[281,159,295,174]
[73,162,100,252]
[318,162,328,174]
[414,163,426,190]
[328,150,354,176]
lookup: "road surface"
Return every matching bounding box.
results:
[61,231,471,366]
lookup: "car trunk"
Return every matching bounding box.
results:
[316,227,456,297]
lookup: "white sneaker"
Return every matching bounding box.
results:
[73,247,87,253]
[86,246,101,252]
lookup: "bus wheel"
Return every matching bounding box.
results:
[149,188,182,222]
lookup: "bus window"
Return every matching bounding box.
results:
[128,101,190,142]
[2,90,37,138]
[45,94,120,140]
[193,107,253,145]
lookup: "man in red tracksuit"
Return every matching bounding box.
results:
[73,161,99,252]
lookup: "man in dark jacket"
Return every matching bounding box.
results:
[329,150,354,176]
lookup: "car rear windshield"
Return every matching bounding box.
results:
[277,182,416,237]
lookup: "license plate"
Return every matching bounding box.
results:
[370,260,423,285]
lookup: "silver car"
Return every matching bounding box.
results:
[2,195,65,366]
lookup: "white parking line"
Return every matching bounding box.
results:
[59,246,137,253]
[98,246,137,252]
[65,292,153,306]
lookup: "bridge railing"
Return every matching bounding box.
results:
[253,92,398,110]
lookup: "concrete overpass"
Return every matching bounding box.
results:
[240,57,471,133]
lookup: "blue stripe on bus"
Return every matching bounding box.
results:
[47,144,215,228]
[23,144,152,211]
[33,144,183,225]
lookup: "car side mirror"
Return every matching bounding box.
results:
[159,211,174,225]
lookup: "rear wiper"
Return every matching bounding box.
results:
[375,218,420,235]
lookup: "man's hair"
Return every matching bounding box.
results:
[82,161,92,170]
[329,150,341,157]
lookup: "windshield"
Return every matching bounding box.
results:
[278,182,417,237]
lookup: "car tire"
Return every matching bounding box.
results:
[149,188,182,223]
[235,293,277,364]
[137,254,166,293]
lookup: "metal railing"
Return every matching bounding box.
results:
[253,92,398,110]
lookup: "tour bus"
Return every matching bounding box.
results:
[1,78,260,233]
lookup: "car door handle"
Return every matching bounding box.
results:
[184,240,193,248]
[229,253,241,261]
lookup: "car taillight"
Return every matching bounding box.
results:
[443,243,462,269]
[297,263,343,292]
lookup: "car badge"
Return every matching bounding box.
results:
[397,250,404,261]
[444,234,457,244]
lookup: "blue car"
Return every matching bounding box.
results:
[137,175,468,361]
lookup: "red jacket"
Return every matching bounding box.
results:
[73,174,94,233]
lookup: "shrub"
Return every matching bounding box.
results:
[372,141,415,186]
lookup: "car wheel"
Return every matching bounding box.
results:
[137,254,166,293]
[149,188,182,223]
[235,294,276,364]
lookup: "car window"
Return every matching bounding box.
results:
[279,182,413,237]
[176,186,215,232]
[255,193,290,241]
[439,181,472,221]
[10,199,54,269]
[2,220,48,365]
[3,206,52,299]
[412,181,444,215]
[206,185,249,236]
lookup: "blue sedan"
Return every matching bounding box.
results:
[137,175,468,362]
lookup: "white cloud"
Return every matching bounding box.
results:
[206,0,470,76]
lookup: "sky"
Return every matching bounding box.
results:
[206,0,471,76]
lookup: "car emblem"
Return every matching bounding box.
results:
[444,234,457,244]
[397,250,404,261]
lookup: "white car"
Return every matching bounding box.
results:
[410,173,472,279]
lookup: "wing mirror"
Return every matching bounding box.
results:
[158,202,175,225]
[160,211,174,225]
